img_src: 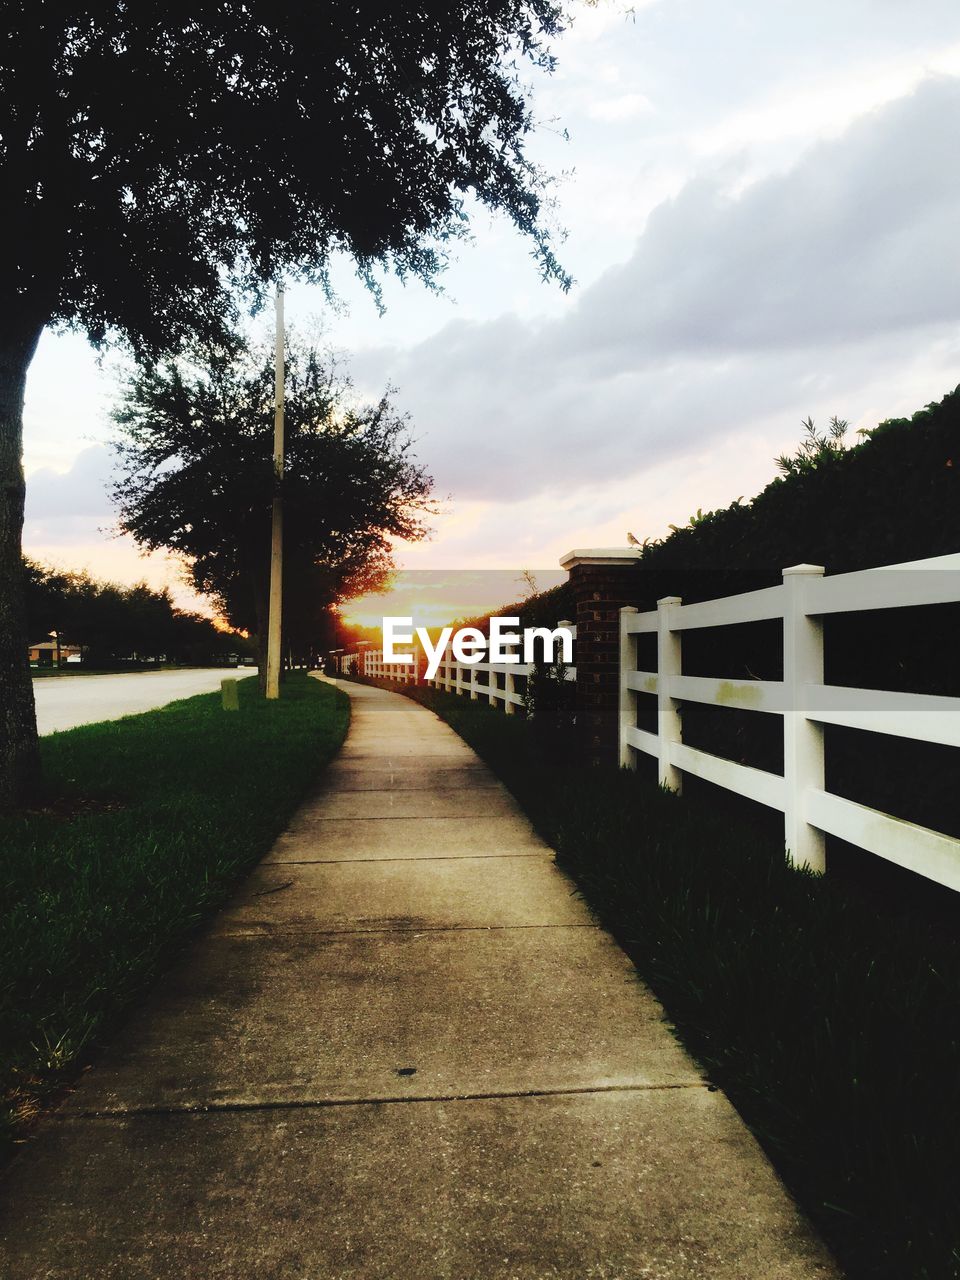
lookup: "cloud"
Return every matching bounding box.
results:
[353,77,960,506]
[24,445,115,542]
[21,447,218,615]
[588,92,653,122]
[571,76,960,362]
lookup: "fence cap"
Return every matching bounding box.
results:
[560,547,644,570]
[783,563,825,577]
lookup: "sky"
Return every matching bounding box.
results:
[21,0,960,626]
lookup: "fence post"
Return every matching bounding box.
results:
[619,606,637,769]
[657,596,683,791]
[503,634,519,715]
[557,618,574,660]
[782,564,826,872]
[504,669,515,714]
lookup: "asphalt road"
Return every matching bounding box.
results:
[33,668,257,736]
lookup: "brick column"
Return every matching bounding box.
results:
[560,548,643,768]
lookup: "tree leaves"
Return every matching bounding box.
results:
[2,2,569,351]
[111,337,434,644]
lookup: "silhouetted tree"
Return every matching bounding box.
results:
[22,560,246,666]
[112,339,433,690]
[0,1,569,806]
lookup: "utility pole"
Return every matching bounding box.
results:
[265,284,284,699]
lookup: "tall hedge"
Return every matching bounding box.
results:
[635,387,960,597]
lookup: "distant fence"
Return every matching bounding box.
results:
[620,555,960,887]
[352,552,960,892]
[427,623,576,714]
[338,648,419,684]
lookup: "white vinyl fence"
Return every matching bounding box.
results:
[428,623,576,714]
[620,555,960,888]
[353,552,960,891]
[358,648,419,684]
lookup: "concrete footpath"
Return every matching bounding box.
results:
[0,679,840,1279]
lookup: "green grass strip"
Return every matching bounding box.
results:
[0,673,348,1146]
[400,683,960,1280]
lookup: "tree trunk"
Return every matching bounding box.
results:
[0,319,45,810]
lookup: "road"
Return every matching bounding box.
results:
[33,668,257,736]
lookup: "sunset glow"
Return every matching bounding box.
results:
[340,569,566,637]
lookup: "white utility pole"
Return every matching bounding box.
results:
[265,285,285,699]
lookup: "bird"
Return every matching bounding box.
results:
[627,531,642,547]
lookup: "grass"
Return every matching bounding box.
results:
[399,683,960,1280]
[30,663,248,678]
[30,666,142,678]
[0,673,348,1148]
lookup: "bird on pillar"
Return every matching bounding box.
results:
[627,531,642,547]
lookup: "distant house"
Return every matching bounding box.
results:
[28,640,82,666]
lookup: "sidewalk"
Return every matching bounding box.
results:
[0,678,840,1278]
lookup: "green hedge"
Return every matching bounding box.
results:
[638,390,959,586]
[513,388,960,629]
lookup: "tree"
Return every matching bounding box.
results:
[23,559,248,667]
[112,338,434,689]
[0,2,569,807]
[22,560,72,646]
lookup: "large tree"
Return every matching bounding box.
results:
[0,1,568,807]
[112,339,433,688]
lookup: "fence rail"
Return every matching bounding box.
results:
[620,554,960,889]
[428,623,576,714]
[361,648,419,684]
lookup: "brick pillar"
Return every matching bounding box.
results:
[560,548,643,768]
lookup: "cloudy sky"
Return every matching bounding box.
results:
[22,0,960,616]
